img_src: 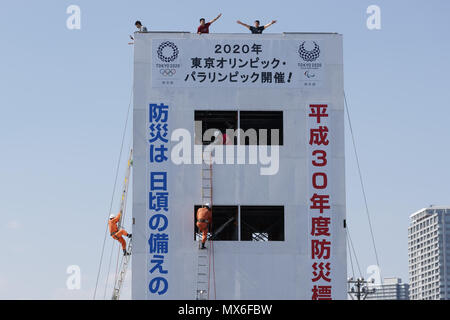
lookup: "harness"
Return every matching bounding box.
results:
[111,230,120,239]
[198,219,209,223]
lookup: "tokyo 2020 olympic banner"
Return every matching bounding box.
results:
[151,39,324,88]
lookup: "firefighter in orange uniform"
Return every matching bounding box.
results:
[196,203,212,249]
[109,210,132,255]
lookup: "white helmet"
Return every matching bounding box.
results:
[204,202,211,209]
[109,214,115,219]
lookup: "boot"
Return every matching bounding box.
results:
[201,243,206,249]
[127,233,132,239]
[123,249,130,256]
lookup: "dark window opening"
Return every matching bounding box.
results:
[194,111,238,145]
[239,111,283,145]
[240,206,284,241]
[194,205,238,241]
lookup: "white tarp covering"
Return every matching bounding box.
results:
[132,32,346,300]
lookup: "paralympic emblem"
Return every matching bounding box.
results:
[304,70,316,78]
[298,41,320,62]
[157,41,179,63]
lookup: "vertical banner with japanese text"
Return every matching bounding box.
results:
[147,103,170,296]
[308,104,334,300]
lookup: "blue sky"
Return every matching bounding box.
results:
[0,0,449,299]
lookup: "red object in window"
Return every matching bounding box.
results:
[222,133,233,145]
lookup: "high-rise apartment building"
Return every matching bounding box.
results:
[408,206,450,300]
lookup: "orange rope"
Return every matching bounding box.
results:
[212,237,216,299]
[207,233,211,300]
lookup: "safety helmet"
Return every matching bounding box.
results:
[109,214,115,219]
[204,202,211,209]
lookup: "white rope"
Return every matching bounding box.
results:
[93,87,133,299]
[346,225,362,278]
[344,91,385,295]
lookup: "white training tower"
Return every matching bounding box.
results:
[132,32,346,300]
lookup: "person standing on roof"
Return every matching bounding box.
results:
[135,20,148,32]
[236,19,277,34]
[130,20,148,41]
[196,203,212,249]
[109,210,132,256]
[197,13,222,34]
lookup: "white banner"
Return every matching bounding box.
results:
[152,39,324,88]
[133,32,345,300]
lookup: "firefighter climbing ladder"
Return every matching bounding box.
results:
[196,149,215,300]
[111,148,133,300]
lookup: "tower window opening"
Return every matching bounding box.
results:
[239,111,283,145]
[240,206,285,241]
[194,111,238,145]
